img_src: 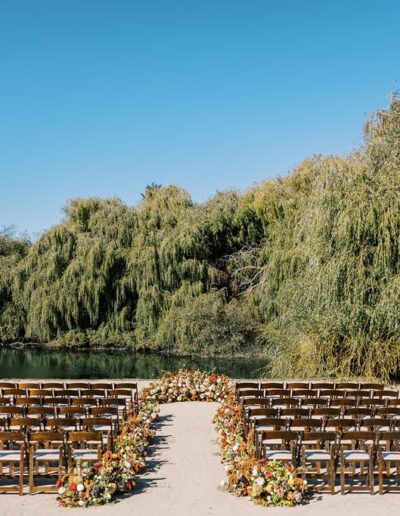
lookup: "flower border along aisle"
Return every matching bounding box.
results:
[57,369,307,508]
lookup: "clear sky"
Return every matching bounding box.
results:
[1,0,399,238]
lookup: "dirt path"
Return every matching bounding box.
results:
[1,402,399,515]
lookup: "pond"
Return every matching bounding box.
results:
[0,347,269,379]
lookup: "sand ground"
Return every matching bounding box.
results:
[0,397,399,515]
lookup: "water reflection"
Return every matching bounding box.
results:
[0,348,269,379]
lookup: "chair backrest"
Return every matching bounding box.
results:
[344,408,373,418]
[329,398,358,408]
[109,389,132,398]
[2,388,25,397]
[254,417,287,429]
[237,389,264,398]
[260,382,285,390]
[10,417,41,429]
[242,398,270,407]
[18,382,40,389]
[71,397,98,407]
[376,407,400,417]
[291,389,317,398]
[45,417,77,430]
[0,382,16,389]
[27,406,55,417]
[81,417,113,429]
[378,431,400,450]
[266,389,291,398]
[359,418,391,430]
[280,408,310,418]
[325,418,358,430]
[339,431,375,447]
[260,430,298,445]
[113,382,138,390]
[287,382,310,390]
[54,389,79,397]
[0,398,11,406]
[67,431,103,445]
[235,382,259,390]
[28,431,64,445]
[311,382,334,390]
[290,418,323,431]
[0,431,25,446]
[66,383,90,389]
[248,407,279,418]
[312,407,341,418]
[42,397,70,406]
[0,406,25,416]
[361,383,384,390]
[336,382,359,390]
[301,398,329,407]
[90,406,119,417]
[92,383,113,390]
[29,389,53,397]
[41,382,65,389]
[320,389,345,398]
[374,390,399,399]
[100,398,126,407]
[81,389,106,397]
[271,398,300,408]
[59,406,86,417]
[15,397,42,406]
[301,431,337,447]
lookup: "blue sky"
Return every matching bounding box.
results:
[0,0,399,237]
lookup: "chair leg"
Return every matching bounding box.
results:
[378,456,384,495]
[369,458,374,495]
[29,450,34,495]
[340,452,345,495]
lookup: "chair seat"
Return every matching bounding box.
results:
[0,450,22,461]
[343,450,370,461]
[261,439,285,445]
[264,450,292,461]
[304,449,331,461]
[34,449,61,461]
[72,449,98,460]
[382,451,400,462]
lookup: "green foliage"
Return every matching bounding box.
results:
[1,98,400,380]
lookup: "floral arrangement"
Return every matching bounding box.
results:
[57,397,159,508]
[213,391,307,506]
[140,369,232,404]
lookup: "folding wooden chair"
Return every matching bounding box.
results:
[9,417,42,432]
[235,382,259,391]
[300,431,337,494]
[258,430,298,465]
[260,382,285,390]
[58,406,87,419]
[66,431,104,467]
[113,383,138,401]
[378,431,400,494]
[287,382,310,390]
[44,417,78,432]
[0,432,25,495]
[280,407,310,419]
[290,418,324,432]
[81,418,113,450]
[18,383,41,390]
[336,382,360,391]
[339,431,375,494]
[28,431,65,494]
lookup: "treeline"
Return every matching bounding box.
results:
[1,99,400,380]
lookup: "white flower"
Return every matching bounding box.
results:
[233,443,239,451]
[256,477,265,486]
[58,487,66,495]
[124,461,131,470]
[252,467,258,476]
[224,465,231,472]
[78,500,85,507]
[77,483,85,492]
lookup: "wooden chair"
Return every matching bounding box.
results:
[300,431,337,494]
[359,418,391,432]
[242,398,271,408]
[311,407,341,421]
[378,431,400,494]
[291,389,318,398]
[66,383,90,390]
[15,397,42,407]
[237,389,264,399]
[28,431,65,494]
[301,398,329,408]
[290,418,324,432]
[81,389,106,398]
[344,408,373,419]
[325,418,358,433]
[71,397,98,408]
[377,407,400,418]
[338,431,375,494]
[26,407,56,419]
[81,418,113,450]
[0,432,25,495]
[54,389,79,398]
[266,389,291,398]
[336,382,360,390]
[0,382,16,390]
[92,382,113,390]
[258,430,298,465]
[361,383,384,391]
[0,406,25,418]
[311,382,335,390]
[113,383,138,401]
[320,389,346,399]
[66,431,104,467]
[42,397,70,407]
[271,398,300,408]
[29,389,53,398]
[247,407,279,420]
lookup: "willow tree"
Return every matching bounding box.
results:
[251,97,400,379]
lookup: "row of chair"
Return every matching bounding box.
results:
[237,381,388,390]
[0,430,108,495]
[236,381,400,494]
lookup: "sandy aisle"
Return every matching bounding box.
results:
[1,401,399,516]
